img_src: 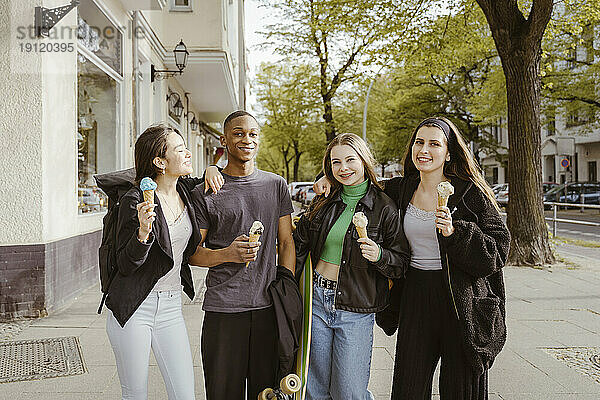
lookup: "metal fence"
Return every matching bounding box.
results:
[543,202,600,237]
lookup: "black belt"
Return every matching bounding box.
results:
[314,273,337,290]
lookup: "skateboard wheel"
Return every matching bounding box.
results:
[258,388,275,400]
[280,373,301,394]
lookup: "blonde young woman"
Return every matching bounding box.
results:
[291,133,408,399]
[314,118,510,399]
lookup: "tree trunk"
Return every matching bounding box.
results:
[323,98,336,141]
[503,57,554,265]
[293,149,302,182]
[476,0,554,266]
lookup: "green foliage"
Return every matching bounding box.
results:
[541,0,600,129]
[254,62,325,181]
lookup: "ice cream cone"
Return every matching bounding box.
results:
[436,181,455,232]
[142,190,155,230]
[355,226,368,239]
[352,212,369,240]
[246,221,264,267]
[246,233,261,267]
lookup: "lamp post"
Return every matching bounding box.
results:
[151,39,189,82]
[362,79,375,142]
[166,92,184,118]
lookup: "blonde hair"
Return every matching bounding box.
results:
[308,133,382,220]
[402,117,500,212]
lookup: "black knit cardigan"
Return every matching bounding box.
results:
[376,175,511,375]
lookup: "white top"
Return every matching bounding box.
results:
[403,203,442,271]
[152,207,192,292]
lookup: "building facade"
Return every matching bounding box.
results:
[0,0,246,319]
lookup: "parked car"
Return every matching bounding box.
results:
[288,182,313,202]
[296,186,309,204]
[495,184,509,206]
[543,182,559,194]
[303,187,316,205]
[544,182,600,205]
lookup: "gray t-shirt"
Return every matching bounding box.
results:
[191,169,294,313]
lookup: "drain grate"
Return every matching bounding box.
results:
[544,347,600,384]
[0,336,86,383]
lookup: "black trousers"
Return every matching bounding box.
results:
[391,268,488,400]
[201,306,278,400]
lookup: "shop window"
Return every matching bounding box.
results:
[77,57,118,214]
[78,0,122,75]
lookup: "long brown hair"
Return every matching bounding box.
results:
[308,133,382,220]
[134,124,184,183]
[402,117,500,212]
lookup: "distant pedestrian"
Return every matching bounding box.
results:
[295,133,408,399]
[105,124,201,400]
[314,117,510,399]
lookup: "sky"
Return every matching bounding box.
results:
[244,0,281,112]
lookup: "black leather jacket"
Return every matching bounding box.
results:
[293,182,410,313]
[105,176,202,327]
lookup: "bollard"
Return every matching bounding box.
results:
[552,204,557,237]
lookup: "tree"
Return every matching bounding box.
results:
[542,0,600,129]
[259,0,432,141]
[254,62,324,181]
[474,0,555,266]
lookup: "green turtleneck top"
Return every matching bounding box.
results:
[319,179,370,265]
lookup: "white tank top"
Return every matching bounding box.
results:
[403,203,442,270]
[152,207,192,292]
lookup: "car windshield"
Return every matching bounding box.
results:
[545,184,567,195]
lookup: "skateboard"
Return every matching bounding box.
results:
[258,373,301,400]
[294,257,313,400]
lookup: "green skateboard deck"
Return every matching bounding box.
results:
[294,257,313,400]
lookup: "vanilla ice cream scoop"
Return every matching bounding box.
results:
[352,212,369,239]
[249,221,264,236]
[352,212,368,229]
[437,181,455,209]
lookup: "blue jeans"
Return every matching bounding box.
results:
[307,272,375,400]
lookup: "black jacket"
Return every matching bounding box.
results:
[293,182,410,313]
[106,177,202,327]
[377,175,510,375]
[268,266,303,380]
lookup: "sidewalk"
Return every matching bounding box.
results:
[1,243,599,399]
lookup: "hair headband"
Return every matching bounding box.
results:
[416,118,453,143]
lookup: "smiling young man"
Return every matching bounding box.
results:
[189,110,295,400]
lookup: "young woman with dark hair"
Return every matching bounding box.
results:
[314,118,510,399]
[105,124,200,400]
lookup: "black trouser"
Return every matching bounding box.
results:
[201,306,278,400]
[391,268,488,400]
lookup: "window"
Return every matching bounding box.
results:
[78,0,122,75]
[170,0,193,12]
[589,161,597,182]
[77,0,122,214]
[77,58,118,214]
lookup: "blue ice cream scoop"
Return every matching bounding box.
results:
[140,177,157,191]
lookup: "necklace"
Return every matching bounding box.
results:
[156,190,182,222]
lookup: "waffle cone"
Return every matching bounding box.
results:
[355,226,368,239]
[142,190,154,230]
[246,234,261,267]
[438,195,449,208]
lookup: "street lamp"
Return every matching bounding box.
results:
[167,92,184,118]
[151,39,189,82]
[186,111,199,131]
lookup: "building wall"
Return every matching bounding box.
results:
[0,0,44,245]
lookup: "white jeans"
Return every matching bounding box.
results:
[106,290,195,400]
